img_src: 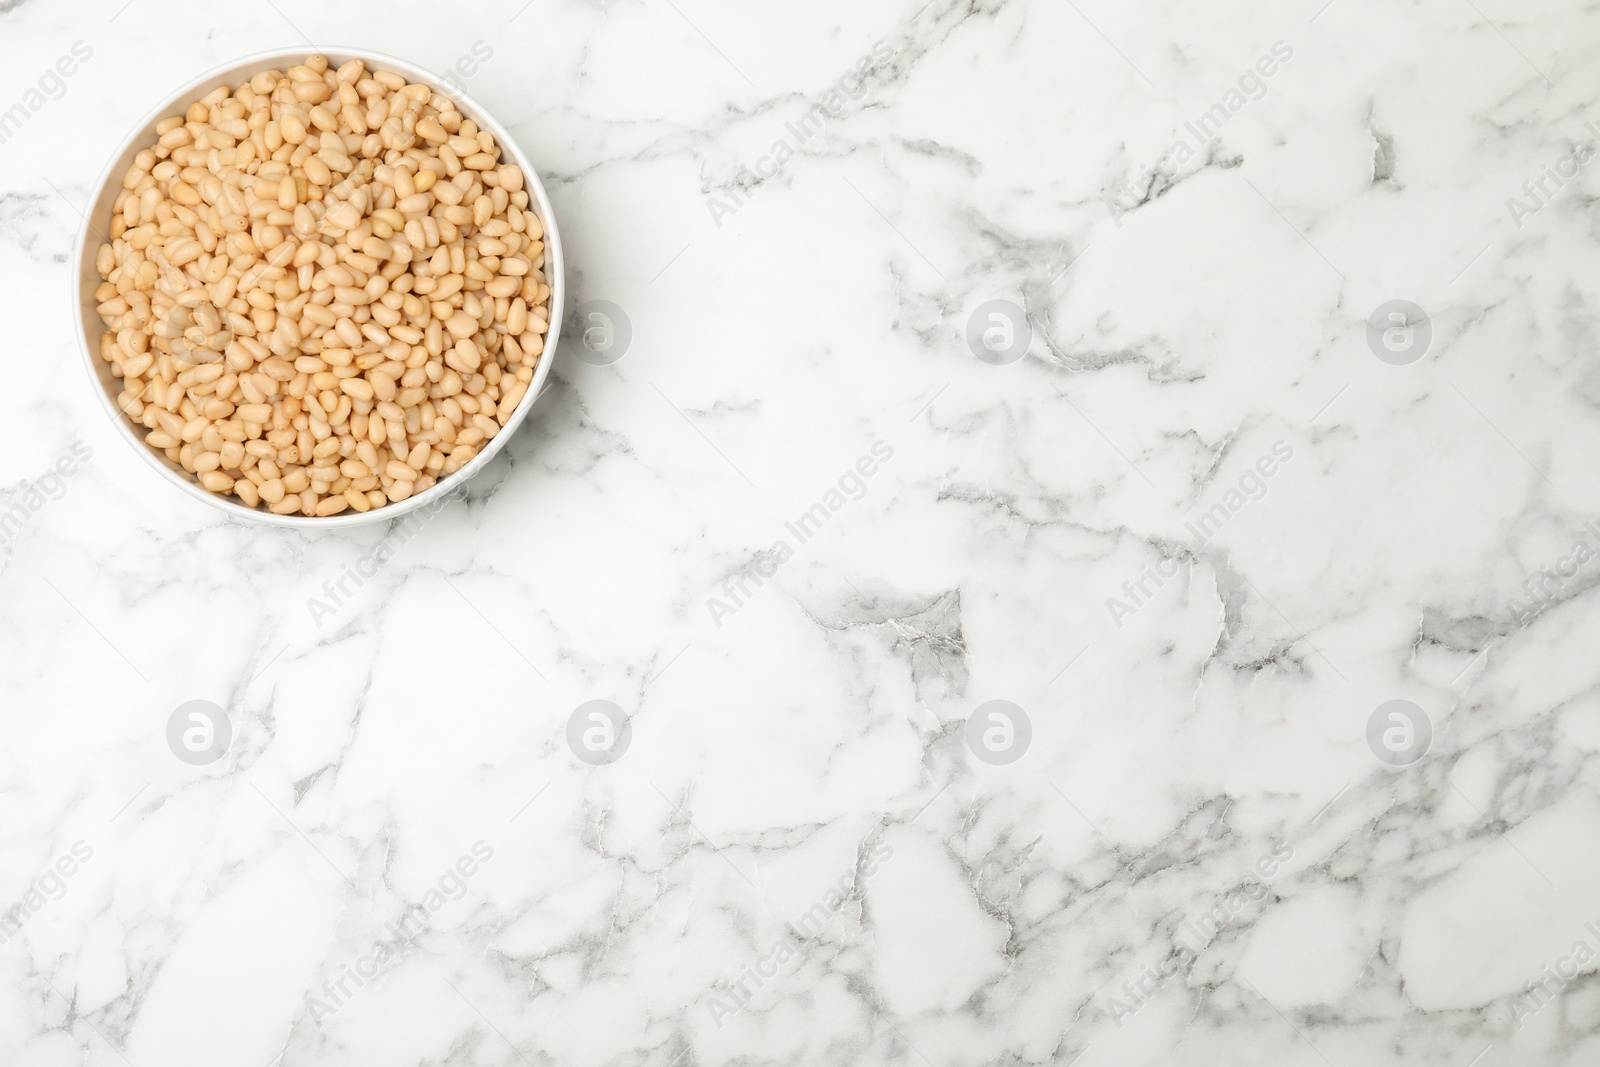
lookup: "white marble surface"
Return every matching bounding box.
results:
[2,0,1599,1064]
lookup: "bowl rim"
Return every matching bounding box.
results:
[74,45,563,529]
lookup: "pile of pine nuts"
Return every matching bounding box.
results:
[91,55,550,516]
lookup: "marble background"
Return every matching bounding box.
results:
[2,0,1599,1064]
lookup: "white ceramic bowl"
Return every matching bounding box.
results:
[74,47,563,528]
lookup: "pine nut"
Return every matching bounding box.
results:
[93,59,552,516]
[340,377,375,400]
